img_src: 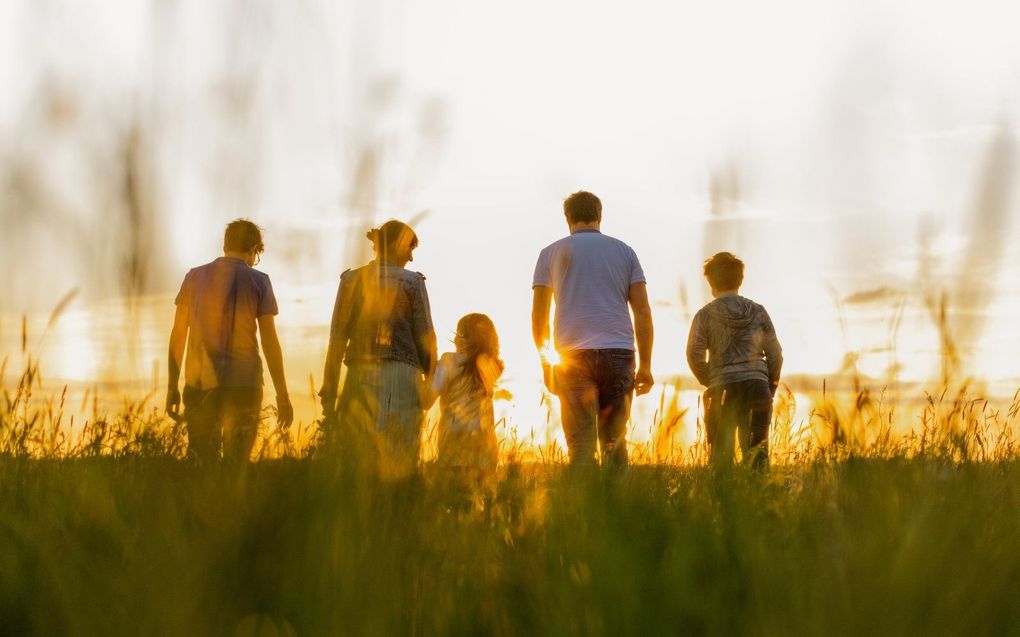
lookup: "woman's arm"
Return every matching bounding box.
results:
[319,273,356,414]
[410,275,438,377]
[423,354,447,410]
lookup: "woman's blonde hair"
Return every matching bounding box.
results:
[366,220,418,260]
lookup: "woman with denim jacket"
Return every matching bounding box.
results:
[319,220,437,477]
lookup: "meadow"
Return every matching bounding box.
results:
[3,1,1018,634]
[3,353,1020,636]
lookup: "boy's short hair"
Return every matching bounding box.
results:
[224,219,265,253]
[704,252,744,291]
[563,191,602,224]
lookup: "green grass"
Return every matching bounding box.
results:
[4,354,1020,634]
[2,457,1019,636]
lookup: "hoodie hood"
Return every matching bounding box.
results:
[706,295,758,329]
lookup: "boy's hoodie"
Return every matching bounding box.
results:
[686,294,783,390]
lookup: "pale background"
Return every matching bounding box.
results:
[1,0,1018,446]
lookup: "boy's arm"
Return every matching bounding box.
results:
[761,309,784,394]
[628,282,654,396]
[166,302,189,418]
[686,312,711,387]
[258,315,293,427]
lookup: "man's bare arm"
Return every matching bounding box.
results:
[531,286,552,352]
[532,286,555,393]
[628,282,655,396]
[166,302,189,418]
[258,314,293,427]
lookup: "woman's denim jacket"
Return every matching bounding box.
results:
[321,263,437,398]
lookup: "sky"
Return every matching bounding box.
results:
[1,0,1019,436]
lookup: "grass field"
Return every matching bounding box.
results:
[4,355,1020,635]
[2,456,1019,636]
[3,261,1013,635]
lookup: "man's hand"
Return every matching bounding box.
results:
[166,386,182,422]
[276,394,294,428]
[635,366,654,396]
[542,362,556,394]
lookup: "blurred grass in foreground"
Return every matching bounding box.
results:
[2,457,1019,635]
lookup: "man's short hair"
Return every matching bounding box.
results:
[563,191,602,224]
[224,219,265,253]
[704,252,744,291]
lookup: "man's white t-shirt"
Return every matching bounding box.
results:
[533,230,646,352]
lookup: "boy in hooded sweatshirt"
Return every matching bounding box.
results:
[687,252,783,470]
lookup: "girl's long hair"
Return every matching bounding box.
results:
[454,313,504,395]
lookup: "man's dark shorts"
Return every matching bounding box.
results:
[556,349,635,466]
[183,385,263,461]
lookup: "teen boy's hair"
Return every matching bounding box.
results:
[224,219,265,253]
[563,191,602,224]
[704,252,744,291]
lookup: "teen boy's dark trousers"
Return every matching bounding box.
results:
[703,378,772,470]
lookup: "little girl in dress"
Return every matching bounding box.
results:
[428,313,504,478]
